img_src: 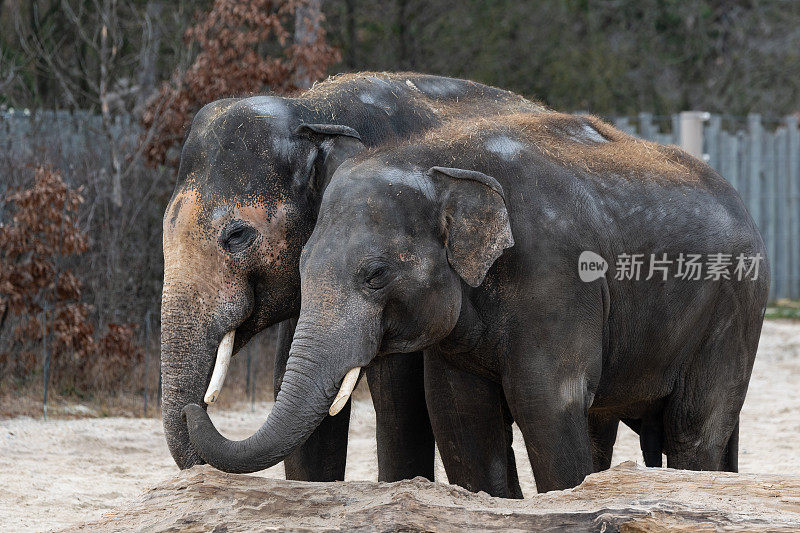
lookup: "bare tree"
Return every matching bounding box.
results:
[96,0,123,205]
[294,0,325,89]
[12,0,183,206]
[135,1,164,116]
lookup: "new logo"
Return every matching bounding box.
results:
[578,251,608,282]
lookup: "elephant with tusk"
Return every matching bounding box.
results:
[161,72,543,491]
[184,111,768,493]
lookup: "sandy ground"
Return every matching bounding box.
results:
[2,319,800,532]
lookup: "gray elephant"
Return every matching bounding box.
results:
[184,111,768,492]
[161,72,541,491]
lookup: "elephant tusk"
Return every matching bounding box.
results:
[204,331,235,404]
[329,367,361,416]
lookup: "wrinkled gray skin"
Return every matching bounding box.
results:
[184,113,768,493]
[161,72,541,487]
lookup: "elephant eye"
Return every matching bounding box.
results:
[220,222,258,254]
[363,263,392,290]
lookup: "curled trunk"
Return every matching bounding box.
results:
[184,358,339,472]
[183,320,366,473]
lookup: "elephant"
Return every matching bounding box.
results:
[183,111,769,493]
[160,72,543,490]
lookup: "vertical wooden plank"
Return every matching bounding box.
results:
[719,131,730,186]
[737,129,748,206]
[725,131,740,193]
[776,125,789,299]
[639,112,655,141]
[706,115,721,171]
[671,114,680,147]
[679,111,709,159]
[747,114,762,235]
[787,115,800,299]
[739,127,750,220]
[764,129,777,298]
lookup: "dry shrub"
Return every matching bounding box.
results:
[90,323,143,391]
[0,166,141,392]
[0,166,91,373]
[142,0,340,168]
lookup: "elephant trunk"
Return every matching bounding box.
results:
[182,314,370,474]
[160,294,217,469]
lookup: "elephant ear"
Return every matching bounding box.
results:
[427,166,514,287]
[295,123,362,142]
[293,124,366,200]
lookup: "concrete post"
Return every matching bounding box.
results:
[679,111,710,159]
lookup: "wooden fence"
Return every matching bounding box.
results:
[614,113,800,300]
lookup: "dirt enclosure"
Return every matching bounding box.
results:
[2,319,800,531]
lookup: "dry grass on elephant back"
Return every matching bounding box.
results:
[415,112,707,182]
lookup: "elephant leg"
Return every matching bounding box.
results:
[505,385,594,492]
[366,351,435,481]
[424,351,522,498]
[617,417,663,467]
[502,400,524,498]
[663,313,753,472]
[502,329,598,492]
[664,394,742,472]
[664,399,738,472]
[274,318,351,481]
[639,411,664,467]
[504,381,594,492]
[723,418,739,472]
[588,413,618,472]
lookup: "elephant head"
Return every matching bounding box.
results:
[161,96,364,469]
[182,160,514,473]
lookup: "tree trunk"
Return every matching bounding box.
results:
[294,0,324,90]
[134,1,164,116]
[345,0,356,68]
[396,0,408,69]
[98,0,122,207]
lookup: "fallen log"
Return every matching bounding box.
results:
[64,462,800,532]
